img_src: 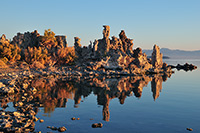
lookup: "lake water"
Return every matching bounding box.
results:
[1,59,200,133]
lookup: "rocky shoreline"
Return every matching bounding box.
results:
[0,60,174,132]
[0,63,197,132]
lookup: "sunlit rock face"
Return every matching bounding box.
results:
[0,34,10,44]
[98,25,111,55]
[119,30,134,55]
[151,44,163,68]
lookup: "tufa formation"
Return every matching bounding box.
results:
[74,25,172,75]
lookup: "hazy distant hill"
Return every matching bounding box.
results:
[143,48,200,59]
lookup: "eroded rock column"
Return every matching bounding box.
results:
[74,37,82,58]
[151,45,163,68]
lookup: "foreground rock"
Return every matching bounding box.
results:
[0,110,36,132]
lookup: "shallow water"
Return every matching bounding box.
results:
[1,59,200,133]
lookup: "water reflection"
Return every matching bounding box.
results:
[0,73,172,122]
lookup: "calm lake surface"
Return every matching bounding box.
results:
[2,59,200,133]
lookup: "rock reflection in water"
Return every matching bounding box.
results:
[0,73,171,123]
[34,74,171,120]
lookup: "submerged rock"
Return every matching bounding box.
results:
[186,128,193,131]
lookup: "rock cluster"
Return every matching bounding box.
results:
[74,25,172,75]
[11,30,67,51]
[0,110,36,132]
[169,63,197,71]
[47,126,67,132]
[0,71,40,132]
[12,30,40,49]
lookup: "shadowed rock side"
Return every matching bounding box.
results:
[0,72,172,132]
[74,25,173,75]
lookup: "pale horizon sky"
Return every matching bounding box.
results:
[0,0,200,51]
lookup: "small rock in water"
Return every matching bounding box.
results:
[98,123,103,128]
[92,123,103,128]
[71,117,76,120]
[51,126,57,130]
[39,119,44,123]
[58,126,67,132]
[186,128,193,131]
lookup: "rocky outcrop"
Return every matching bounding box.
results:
[74,25,172,75]
[12,30,40,49]
[11,31,68,51]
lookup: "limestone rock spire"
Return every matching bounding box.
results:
[151,44,163,68]
[103,25,110,39]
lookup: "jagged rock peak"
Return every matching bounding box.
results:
[151,44,163,68]
[0,34,10,44]
[74,37,81,47]
[133,47,142,58]
[119,30,127,40]
[118,30,134,55]
[103,25,110,39]
[0,34,6,40]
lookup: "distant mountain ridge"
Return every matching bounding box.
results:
[143,48,200,59]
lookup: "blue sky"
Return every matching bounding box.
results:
[0,0,199,50]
